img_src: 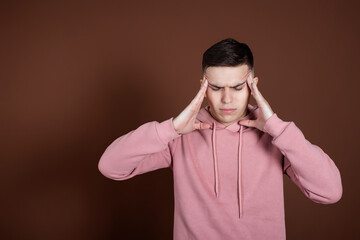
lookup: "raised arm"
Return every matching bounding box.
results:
[98,77,211,180]
[263,115,343,204]
[240,74,342,204]
[98,117,181,180]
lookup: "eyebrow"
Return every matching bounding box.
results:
[206,71,251,89]
[208,81,246,89]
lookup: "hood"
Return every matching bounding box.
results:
[195,104,259,219]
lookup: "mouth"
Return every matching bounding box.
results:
[220,108,236,114]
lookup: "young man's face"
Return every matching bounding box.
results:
[202,64,256,126]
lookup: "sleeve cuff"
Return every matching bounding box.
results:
[155,117,181,145]
[263,113,291,138]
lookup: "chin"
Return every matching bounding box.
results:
[220,116,236,123]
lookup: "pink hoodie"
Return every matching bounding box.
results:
[98,104,342,240]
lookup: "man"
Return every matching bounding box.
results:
[98,38,342,240]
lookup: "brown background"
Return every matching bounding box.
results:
[1,0,359,239]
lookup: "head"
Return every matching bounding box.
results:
[200,38,258,126]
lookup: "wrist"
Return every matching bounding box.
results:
[172,118,181,135]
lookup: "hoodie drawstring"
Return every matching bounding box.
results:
[212,122,219,197]
[238,125,244,218]
[211,122,244,219]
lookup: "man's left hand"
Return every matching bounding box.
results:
[239,75,274,132]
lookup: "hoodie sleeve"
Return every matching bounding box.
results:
[263,113,343,204]
[98,118,181,180]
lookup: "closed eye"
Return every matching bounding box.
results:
[209,86,244,91]
[209,86,221,91]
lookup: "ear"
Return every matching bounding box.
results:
[253,77,259,85]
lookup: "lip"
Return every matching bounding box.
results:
[220,108,236,114]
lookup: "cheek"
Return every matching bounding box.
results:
[235,89,250,99]
[206,91,218,103]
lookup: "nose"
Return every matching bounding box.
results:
[221,88,232,104]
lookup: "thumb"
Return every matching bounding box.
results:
[239,119,256,128]
[195,122,211,130]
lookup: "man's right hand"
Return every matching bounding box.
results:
[172,77,211,135]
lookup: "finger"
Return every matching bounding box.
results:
[246,74,251,88]
[252,81,261,96]
[247,75,262,106]
[190,78,208,108]
[251,82,274,117]
[250,82,268,110]
[246,74,255,93]
[250,79,265,100]
[193,78,208,107]
[194,122,211,130]
[181,79,207,119]
[239,119,257,128]
[196,77,208,99]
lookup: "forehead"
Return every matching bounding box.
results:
[205,65,250,86]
